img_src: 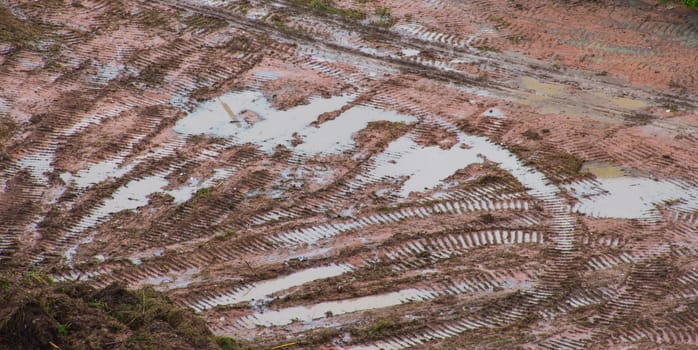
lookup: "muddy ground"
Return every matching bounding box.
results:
[1,0,698,349]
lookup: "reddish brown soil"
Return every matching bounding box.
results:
[1,0,697,349]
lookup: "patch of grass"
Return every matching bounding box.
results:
[216,336,239,350]
[57,322,70,336]
[3,272,238,349]
[474,174,505,186]
[302,327,340,346]
[26,271,53,286]
[539,151,584,180]
[367,319,396,338]
[624,112,655,126]
[495,249,520,260]
[140,9,169,28]
[682,0,698,8]
[508,35,524,44]
[190,86,215,101]
[0,117,17,141]
[223,36,255,53]
[137,64,166,86]
[0,7,43,49]
[88,301,108,310]
[474,45,501,53]
[293,0,366,20]
[182,14,228,30]
[522,129,542,140]
[374,6,397,27]
[195,187,214,199]
[214,229,238,241]
[368,320,395,335]
[662,103,679,113]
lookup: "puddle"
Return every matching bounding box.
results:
[369,128,555,198]
[17,151,54,184]
[400,48,420,57]
[64,167,236,263]
[612,97,646,110]
[93,62,123,83]
[520,76,566,96]
[72,159,137,189]
[512,77,648,122]
[254,71,281,80]
[298,106,416,155]
[580,161,625,178]
[95,167,234,215]
[194,264,354,310]
[61,89,563,223]
[242,288,436,327]
[167,168,234,204]
[570,161,698,218]
[0,97,9,113]
[142,267,200,289]
[565,177,697,219]
[175,90,351,152]
[97,176,169,215]
[174,90,415,155]
[369,135,483,197]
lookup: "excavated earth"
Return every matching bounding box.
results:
[1,0,698,349]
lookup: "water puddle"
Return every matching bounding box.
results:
[0,97,9,113]
[612,97,646,110]
[369,127,555,198]
[400,48,420,57]
[174,90,354,153]
[194,264,354,310]
[298,106,416,155]
[97,175,168,216]
[580,161,625,178]
[254,71,281,80]
[17,151,54,184]
[565,177,697,219]
[64,167,235,263]
[370,135,483,197]
[520,76,566,96]
[71,159,137,189]
[167,168,234,204]
[570,161,698,218]
[241,288,436,327]
[512,77,649,121]
[174,90,416,156]
[141,267,200,289]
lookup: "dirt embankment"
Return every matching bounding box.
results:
[0,269,247,350]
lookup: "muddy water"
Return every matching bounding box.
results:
[241,288,436,327]
[174,90,416,155]
[512,76,650,121]
[580,161,625,178]
[194,264,354,311]
[175,89,565,199]
[566,164,698,219]
[400,48,420,57]
[63,167,233,263]
[520,76,566,96]
[612,97,647,110]
[566,178,692,219]
[167,168,234,204]
[369,135,483,197]
[16,151,54,184]
[70,159,136,189]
